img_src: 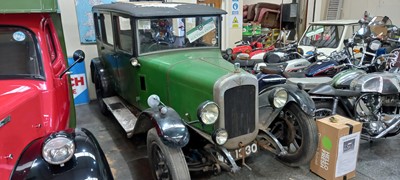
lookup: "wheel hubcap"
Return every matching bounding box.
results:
[271,109,303,154]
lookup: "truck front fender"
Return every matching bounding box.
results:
[10,128,113,180]
[134,107,189,148]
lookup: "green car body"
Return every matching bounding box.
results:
[90,2,318,177]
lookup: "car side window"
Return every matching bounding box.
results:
[103,13,114,45]
[94,13,103,41]
[115,16,132,53]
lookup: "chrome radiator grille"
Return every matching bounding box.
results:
[224,85,256,138]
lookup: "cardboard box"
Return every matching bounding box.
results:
[310,115,362,180]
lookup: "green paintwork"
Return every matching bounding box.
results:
[331,68,365,88]
[116,48,237,134]
[0,0,58,13]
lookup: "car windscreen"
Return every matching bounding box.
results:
[299,25,344,48]
[0,27,43,79]
[137,16,220,54]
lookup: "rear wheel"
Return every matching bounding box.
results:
[314,101,346,119]
[270,103,318,166]
[147,128,190,180]
[94,75,109,115]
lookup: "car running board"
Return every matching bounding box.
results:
[103,96,137,138]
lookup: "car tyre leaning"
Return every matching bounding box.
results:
[147,128,190,180]
[314,100,346,119]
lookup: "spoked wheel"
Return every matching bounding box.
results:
[314,101,346,119]
[269,103,318,166]
[147,128,190,180]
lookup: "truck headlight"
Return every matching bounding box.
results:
[42,135,75,165]
[197,101,219,125]
[212,129,228,145]
[270,88,288,108]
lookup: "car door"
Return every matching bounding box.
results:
[113,14,140,104]
[98,12,121,94]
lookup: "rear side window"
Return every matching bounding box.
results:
[0,27,43,79]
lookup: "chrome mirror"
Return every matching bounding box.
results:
[130,58,141,67]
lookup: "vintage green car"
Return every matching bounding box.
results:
[90,2,317,179]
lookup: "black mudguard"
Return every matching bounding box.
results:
[134,106,189,148]
[10,128,113,180]
[259,84,315,127]
[90,58,114,96]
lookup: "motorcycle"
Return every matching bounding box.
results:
[308,55,400,140]
[223,34,274,61]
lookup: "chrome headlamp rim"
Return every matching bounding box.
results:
[42,132,75,165]
[269,88,288,109]
[197,101,219,125]
[212,128,228,145]
[369,40,382,51]
[226,48,233,55]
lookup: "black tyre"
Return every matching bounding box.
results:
[314,101,346,119]
[147,128,190,180]
[94,75,109,115]
[270,103,318,166]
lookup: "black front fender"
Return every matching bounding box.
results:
[10,128,113,180]
[134,106,189,148]
[259,84,315,127]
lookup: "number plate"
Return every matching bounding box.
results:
[231,142,258,160]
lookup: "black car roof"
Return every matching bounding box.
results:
[93,2,227,18]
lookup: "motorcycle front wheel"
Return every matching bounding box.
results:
[269,103,318,167]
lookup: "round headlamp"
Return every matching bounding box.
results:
[226,48,233,55]
[270,88,288,108]
[212,129,228,145]
[197,101,219,125]
[369,40,382,51]
[42,135,75,165]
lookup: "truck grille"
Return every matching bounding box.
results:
[224,85,256,138]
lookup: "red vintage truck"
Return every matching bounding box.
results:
[0,1,113,179]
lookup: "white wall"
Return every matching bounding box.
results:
[58,0,98,100]
[342,0,400,25]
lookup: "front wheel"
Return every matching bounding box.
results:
[269,103,318,166]
[147,128,190,180]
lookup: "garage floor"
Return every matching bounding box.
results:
[76,102,400,180]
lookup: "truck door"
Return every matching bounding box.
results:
[45,19,70,129]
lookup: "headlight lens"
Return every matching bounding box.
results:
[226,48,233,55]
[273,88,288,108]
[197,101,219,125]
[42,136,75,165]
[212,129,228,145]
[369,40,382,51]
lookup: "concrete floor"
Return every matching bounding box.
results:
[76,101,400,180]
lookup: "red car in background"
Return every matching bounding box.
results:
[0,12,112,180]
